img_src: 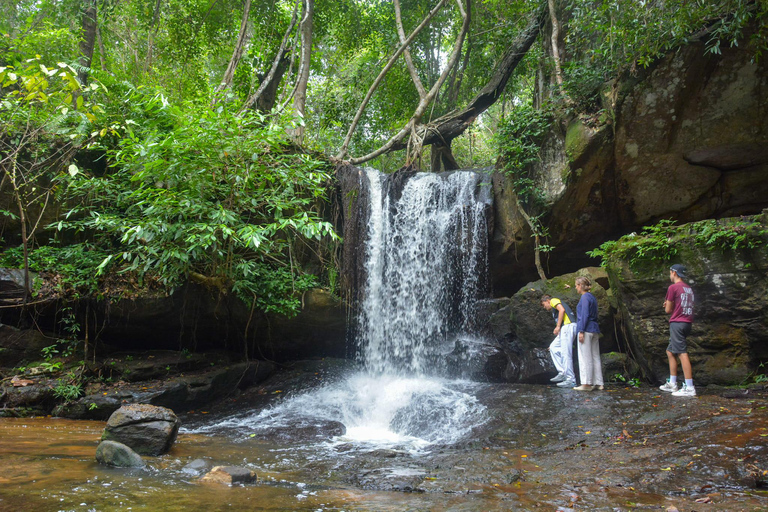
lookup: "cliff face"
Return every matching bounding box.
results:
[491,27,768,295]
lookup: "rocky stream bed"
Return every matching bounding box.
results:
[1,360,767,511]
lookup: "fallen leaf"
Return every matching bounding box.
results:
[661,467,672,471]
[11,376,35,387]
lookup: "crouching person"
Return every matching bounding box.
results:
[541,295,577,388]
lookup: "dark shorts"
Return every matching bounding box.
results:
[667,322,692,354]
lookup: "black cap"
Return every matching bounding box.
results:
[669,264,687,279]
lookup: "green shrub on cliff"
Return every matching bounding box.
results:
[588,217,767,269]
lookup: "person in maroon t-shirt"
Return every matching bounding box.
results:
[659,264,696,397]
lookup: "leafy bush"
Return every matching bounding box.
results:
[495,103,553,206]
[50,85,338,315]
[588,217,767,268]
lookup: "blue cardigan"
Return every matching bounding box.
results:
[576,292,600,333]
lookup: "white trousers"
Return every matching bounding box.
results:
[549,322,577,381]
[578,331,604,386]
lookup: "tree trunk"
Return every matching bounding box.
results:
[78,0,98,84]
[256,52,290,112]
[430,140,459,173]
[145,0,162,75]
[514,192,547,281]
[214,0,252,96]
[241,0,300,113]
[293,0,314,143]
[96,24,106,71]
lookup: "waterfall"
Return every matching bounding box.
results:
[357,168,493,375]
[193,167,492,450]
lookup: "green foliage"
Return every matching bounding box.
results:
[612,373,640,387]
[52,380,83,401]
[693,219,766,252]
[562,0,768,113]
[51,86,338,315]
[0,244,109,295]
[587,218,767,268]
[495,104,554,206]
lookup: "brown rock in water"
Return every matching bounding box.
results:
[200,466,257,486]
[95,440,146,468]
[101,404,180,456]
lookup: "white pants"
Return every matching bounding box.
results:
[578,331,604,386]
[549,322,576,381]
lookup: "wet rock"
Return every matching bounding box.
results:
[200,466,257,486]
[601,352,641,382]
[87,285,346,362]
[503,347,554,384]
[445,338,508,382]
[368,449,409,458]
[0,268,35,304]
[257,419,346,442]
[52,394,122,420]
[182,459,212,476]
[101,404,180,456]
[500,267,616,352]
[1,378,57,410]
[55,357,274,420]
[95,440,146,468]
[0,324,54,367]
[357,467,426,492]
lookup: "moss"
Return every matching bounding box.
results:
[565,120,591,162]
[594,216,768,280]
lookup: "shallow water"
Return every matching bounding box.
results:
[4,379,768,512]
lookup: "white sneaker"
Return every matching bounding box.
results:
[550,373,566,383]
[672,384,696,397]
[557,379,576,388]
[659,380,678,393]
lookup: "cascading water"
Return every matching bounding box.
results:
[194,168,493,451]
[357,168,492,375]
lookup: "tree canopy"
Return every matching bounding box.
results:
[1,0,766,309]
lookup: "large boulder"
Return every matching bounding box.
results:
[605,214,768,385]
[95,440,146,468]
[482,267,616,352]
[0,324,54,367]
[101,404,180,456]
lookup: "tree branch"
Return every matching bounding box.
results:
[335,0,452,160]
[409,1,547,148]
[214,0,252,97]
[348,0,471,165]
[346,0,546,164]
[394,0,426,99]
